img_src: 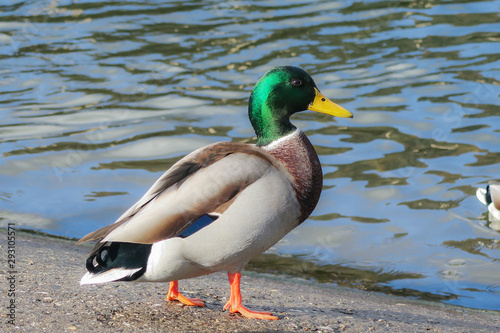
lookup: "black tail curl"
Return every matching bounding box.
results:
[86,242,153,281]
[485,185,493,205]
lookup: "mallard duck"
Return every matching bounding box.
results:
[77,66,353,320]
[477,184,500,225]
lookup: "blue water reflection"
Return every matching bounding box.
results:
[1,0,499,311]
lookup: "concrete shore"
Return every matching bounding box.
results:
[2,230,499,332]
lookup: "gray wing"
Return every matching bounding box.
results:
[77,142,277,245]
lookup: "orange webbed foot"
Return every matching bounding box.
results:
[224,301,278,320]
[223,272,279,320]
[166,281,205,307]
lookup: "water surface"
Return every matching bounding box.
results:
[1,0,499,311]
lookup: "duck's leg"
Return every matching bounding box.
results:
[223,272,278,320]
[166,281,205,307]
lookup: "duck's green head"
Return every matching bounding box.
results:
[249,66,352,146]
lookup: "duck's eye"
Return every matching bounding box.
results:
[291,78,302,87]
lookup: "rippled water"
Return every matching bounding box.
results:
[1,0,499,311]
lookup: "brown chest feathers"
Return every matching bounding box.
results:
[263,130,323,223]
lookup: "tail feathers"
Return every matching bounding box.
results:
[476,187,490,206]
[80,267,142,285]
[82,242,152,285]
[477,185,500,221]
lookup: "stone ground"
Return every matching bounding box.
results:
[1,230,499,332]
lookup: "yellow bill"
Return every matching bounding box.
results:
[308,88,353,118]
